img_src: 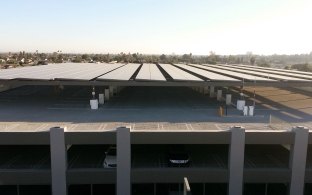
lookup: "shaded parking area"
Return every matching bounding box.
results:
[67,145,108,169]
[0,144,290,170]
[306,145,312,169]
[244,145,290,168]
[0,146,50,169]
[2,85,310,131]
[132,144,228,168]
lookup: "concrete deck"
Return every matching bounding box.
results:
[0,86,311,132]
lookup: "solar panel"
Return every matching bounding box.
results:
[190,64,273,81]
[220,64,312,80]
[231,64,312,76]
[0,64,64,80]
[158,64,202,81]
[174,64,239,81]
[0,63,125,81]
[135,63,166,81]
[97,63,141,81]
[205,64,309,81]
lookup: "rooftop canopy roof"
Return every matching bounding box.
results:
[0,63,311,87]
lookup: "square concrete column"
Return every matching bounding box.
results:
[210,86,215,98]
[203,86,208,95]
[113,86,118,96]
[104,88,110,101]
[99,94,104,104]
[226,94,232,105]
[50,127,67,195]
[289,126,309,195]
[116,86,120,93]
[228,126,245,195]
[117,126,131,195]
[109,86,114,97]
[217,90,222,101]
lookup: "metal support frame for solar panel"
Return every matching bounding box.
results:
[1,78,311,87]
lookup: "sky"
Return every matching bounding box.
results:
[0,0,312,55]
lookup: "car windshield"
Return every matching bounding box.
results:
[107,148,116,156]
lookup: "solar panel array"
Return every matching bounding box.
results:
[190,64,273,81]
[174,64,239,81]
[216,64,312,81]
[135,63,166,81]
[98,63,141,81]
[0,63,312,84]
[158,64,202,81]
[204,64,309,81]
[231,64,312,76]
[0,63,124,80]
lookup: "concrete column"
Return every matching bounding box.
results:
[289,126,309,195]
[104,88,110,101]
[114,86,118,96]
[117,126,131,195]
[228,126,245,195]
[226,94,232,105]
[217,90,222,101]
[203,86,208,95]
[50,127,67,195]
[109,86,114,97]
[210,86,215,98]
[99,94,104,104]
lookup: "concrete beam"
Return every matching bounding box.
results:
[4,79,312,87]
[117,126,131,195]
[289,126,309,195]
[50,127,67,195]
[228,126,245,195]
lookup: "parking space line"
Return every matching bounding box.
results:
[47,107,88,110]
[98,124,107,130]
[215,124,222,130]
[36,124,50,131]
[186,123,194,130]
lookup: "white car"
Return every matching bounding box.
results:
[103,146,117,168]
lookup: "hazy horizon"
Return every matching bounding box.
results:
[1,0,312,55]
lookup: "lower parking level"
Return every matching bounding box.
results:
[1,183,312,195]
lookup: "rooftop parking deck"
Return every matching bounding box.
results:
[0,85,311,132]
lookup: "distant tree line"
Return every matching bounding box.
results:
[285,63,312,72]
[1,51,312,72]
